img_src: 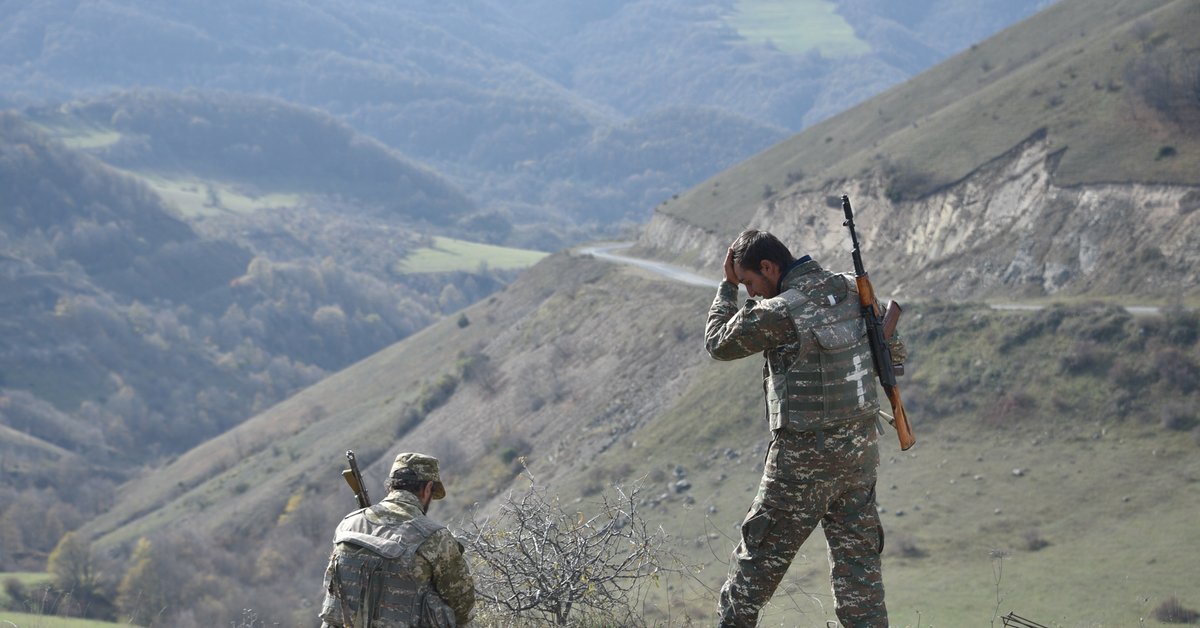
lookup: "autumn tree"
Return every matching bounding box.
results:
[47,531,114,619]
[117,538,173,625]
[48,531,99,593]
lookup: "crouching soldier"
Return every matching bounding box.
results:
[319,453,475,627]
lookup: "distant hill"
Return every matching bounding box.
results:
[0,108,522,571]
[67,1,1200,625]
[642,0,1200,302]
[0,0,1049,246]
[1,112,245,304]
[26,91,474,225]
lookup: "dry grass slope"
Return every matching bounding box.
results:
[86,245,1200,624]
[665,0,1200,234]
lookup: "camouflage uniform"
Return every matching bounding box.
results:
[320,453,475,627]
[706,258,891,628]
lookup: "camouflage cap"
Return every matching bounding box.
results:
[389,452,446,499]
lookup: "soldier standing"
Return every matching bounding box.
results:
[319,452,475,627]
[705,229,898,627]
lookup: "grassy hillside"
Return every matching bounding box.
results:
[665,0,1199,235]
[729,0,870,56]
[0,613,120,628]
[27,92,476,225]
[11,1,1198,624]
[397,236,549,274]
[0,0,1049,246]
[82,246,1200,625]
[0,109,521,573]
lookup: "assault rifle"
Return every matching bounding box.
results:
[842,195,915,450]
[341,450,371,508]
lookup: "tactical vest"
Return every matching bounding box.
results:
[321,505,457,628]
[764,265,879,432]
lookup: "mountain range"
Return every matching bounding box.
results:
[2,0,1198,626]
[0,0,1051,248]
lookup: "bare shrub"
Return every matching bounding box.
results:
[1152,347,1199,393]
[1162,306,1199,345]
[1106,358,1157,390]
[461,470,682,626]
[1161,404,1198,432]
[883,159,936,201]
[1154,596,1200,624]
[1021,529,1050,552]
[1059,340,1109,375]
[3,577,27,609]
[1126,46,1200,126]
[997,306,1065,354]
[885,533,927,559]
[981,392,1036,427]
[457,348,498,394]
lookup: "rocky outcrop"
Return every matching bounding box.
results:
[640,135,1200,300]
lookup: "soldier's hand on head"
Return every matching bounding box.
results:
[724,247,739,285]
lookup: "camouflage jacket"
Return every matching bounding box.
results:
[319,491,475,627]
[706,258,898,432]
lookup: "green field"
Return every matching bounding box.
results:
[30,118,303,219]
[0,613,120,628]
[0,573,51,608]
[396,236,548,273]
[31,121,121,151]
[726,0,870,56]
[136,174,301,218]
[0,573,117,628]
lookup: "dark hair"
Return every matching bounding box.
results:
[387,477,430,495]
[730,229,794,273]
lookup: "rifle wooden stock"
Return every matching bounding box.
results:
[856,277,916,451]
[855,275,876,308]
[882,300,902,339]
[886,385,915,450]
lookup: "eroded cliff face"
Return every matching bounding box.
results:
[640,137,1199,301]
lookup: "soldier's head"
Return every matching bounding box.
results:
[387,452,446,513]
[730,229,795,299]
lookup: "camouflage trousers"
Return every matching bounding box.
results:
[718,420,886,628]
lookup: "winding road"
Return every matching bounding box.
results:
[578,242,718,288]
[578,242,1165,316]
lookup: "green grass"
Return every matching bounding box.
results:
[0,573,52,607]
[875,422,1200,627]
[0,574,119,628]
[0,612,122,628]
[134,174,301,218]
[726,0,870,56]
[395,236,548,273]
